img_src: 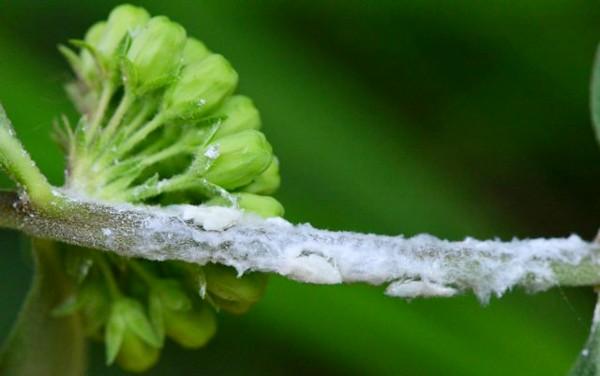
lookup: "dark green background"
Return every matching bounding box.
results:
[1,1,599,374]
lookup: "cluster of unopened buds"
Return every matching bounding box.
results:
[52,4,283,372]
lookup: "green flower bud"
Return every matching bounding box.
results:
[204,264,268,314]
[202,130,272,190]
[182,37,211,66]
[153,279,192,311]
[210,295,254,315]
[164,305,217,349]
[96,5,150,73]
[242,157,281,195]
[79,280,112,337]
[212,95,261,139]
[161,54,238,120]
[85,21,107,46]
[105,298,161,368]
[124,16,187,95]
[147,279,192,341]
[207,193,284,218]
[52,278,110,338]
[116,331,160,373]
[162,261,207,298]
[80,21,107,85]
[147,279,215,349]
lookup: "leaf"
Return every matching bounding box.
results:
[121,58,138,93]
[68,38,105,79]
[57,44,83,79]
[105,306,125,365]
[122,300,161,348]
[148,293,165,344]
[0,239,86,376]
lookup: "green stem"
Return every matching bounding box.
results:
[131,134,176,159]
[568,292,600,375]
[82,100,154,179]
[85,83,113,145]
[0,239,86,376]
[99,90,135,146]
[126,174,192,202]
[119,99,155,140]
[127,260,157,285]
[139,142,191,167]
[0,105,55,207]
[0,190,599,296]
[118,114,165,157]
[95,255,121,299]
[102,140,191,182]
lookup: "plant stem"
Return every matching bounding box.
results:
[117,114,165,156]
[127,260,156,285]
[99,90,135,146]
[0,190,598,301]
[0,105,55,208]
[95,255,121,299]
[126,174,191,201]
[0,239,86,376]
[85,83,113,145]
[140,142,190,167]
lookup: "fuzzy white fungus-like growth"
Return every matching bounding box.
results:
[4,192,599,302]
[79,197,600,302]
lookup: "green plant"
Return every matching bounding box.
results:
[0,4,281,374]
[0,3,600,375]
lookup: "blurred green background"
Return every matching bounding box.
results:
[1,0,600,374]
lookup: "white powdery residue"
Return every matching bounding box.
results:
[385,280,458,298]
[204,144,220,159]
[54,192,600,301]
[279,241,342,284]
[264,217,294,228]
[168,204,243,231]
[457,234,592,300]
[102,228,113,236]
[264,229,595,301]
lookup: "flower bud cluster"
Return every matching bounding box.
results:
[58,4,281,213]
[55,244,269,373]
[54,4,282,372]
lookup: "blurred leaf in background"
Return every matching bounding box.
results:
[1,0,599,374]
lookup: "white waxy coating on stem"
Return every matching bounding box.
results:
[203,145,220,160]
[6,192,600,302]
[167,204,242,231]
[91,198,598,302]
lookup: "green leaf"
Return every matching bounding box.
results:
[123,300,161,348]
[148,293,165,343]
[0,239,86,376]
[105,306,125,365]
[57,45,83,80]
[120,58,139,94]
